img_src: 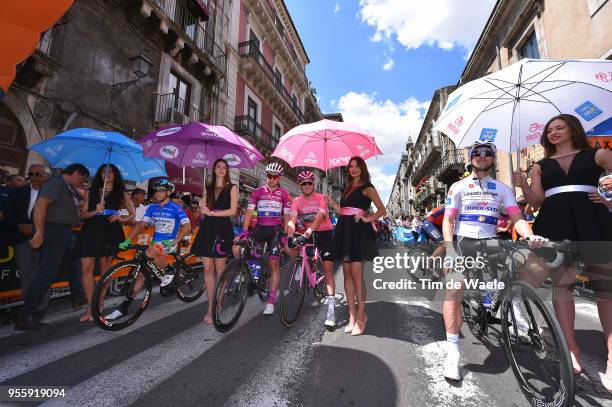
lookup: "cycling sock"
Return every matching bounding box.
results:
[446,332,460,354]
[267,290,276,304]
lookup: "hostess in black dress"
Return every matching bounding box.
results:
[191,184,236,258]
[333,182,377,262]
[533,148,612,263]
[75,190,125,258]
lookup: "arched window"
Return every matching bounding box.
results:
[0,104,27,171]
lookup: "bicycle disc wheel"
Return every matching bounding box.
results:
[175,255,205,303]
[212,259,248,333]
[279,258,307,327]
[92,261,153,331]
[501,281,574,407]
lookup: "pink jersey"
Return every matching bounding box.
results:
[290,193,333,232]
[247,185,291,226]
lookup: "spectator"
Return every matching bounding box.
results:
[7,174,26,188]
[15,163,90,330]
[187,199,201,228]
[120,188,148,223]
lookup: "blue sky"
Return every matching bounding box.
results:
[285,0,496,202]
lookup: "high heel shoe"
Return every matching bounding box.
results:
[351,314,367,336]
[600,361,612,392]
[344,317,356,333]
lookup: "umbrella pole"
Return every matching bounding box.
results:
[182,166,186,185]
[101,146,112,204]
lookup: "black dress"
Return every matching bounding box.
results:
[333,182,377,262]
[191,184,236,258]
[533,149,612,263]
[75,190,125,258]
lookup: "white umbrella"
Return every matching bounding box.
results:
[433,59,612,156]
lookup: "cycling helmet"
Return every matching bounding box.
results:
[152,178,175,192]
[468,141,497,157]
[265,162,284,176]
[297,170,315,184]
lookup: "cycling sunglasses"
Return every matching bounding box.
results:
[300,182,314,186]
[266,174,280,179]
[470,149,494,157]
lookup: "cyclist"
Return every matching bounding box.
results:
[423,205,444,241]
[238,162,291,315]
[108,179,191,319]
[441,140,545,381]
[287,170,336,328]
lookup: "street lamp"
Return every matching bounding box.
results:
[110,52,153,93]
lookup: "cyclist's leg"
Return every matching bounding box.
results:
[317,231,336,297]
[267,227,284,304]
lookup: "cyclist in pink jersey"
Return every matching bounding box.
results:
[288,171,336,328]
[238,162,291,315]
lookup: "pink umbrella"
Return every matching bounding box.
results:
[271,119,382,170]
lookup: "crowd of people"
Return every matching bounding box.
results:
[0,112,611,391]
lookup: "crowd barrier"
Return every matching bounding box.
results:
[0,225,199,309]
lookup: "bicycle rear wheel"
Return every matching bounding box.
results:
[279,258,307,327]
[212,259,248,333]
[501,281,574,407]
[92,261,153,331]
[175,255,205,303]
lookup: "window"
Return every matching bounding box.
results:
[291,94,298,111]
[247,97,258,134]
[274,67,283,90]
[169,70,192,115]
[518,31,540,60]
[586,0,608,16]
[273,123,281,148]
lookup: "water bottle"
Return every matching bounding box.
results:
[248,260,260,281]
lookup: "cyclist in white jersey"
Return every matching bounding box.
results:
[441,141,545,381]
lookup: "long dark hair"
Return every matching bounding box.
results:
[90,164,126,209]
[206,159,232,208]
[540,114,591,158]
[343,156,371,198]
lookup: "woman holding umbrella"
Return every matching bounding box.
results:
[75,164,135,322]
[327,157,386,336]
[513,114,612,388]
[191,159,238,324]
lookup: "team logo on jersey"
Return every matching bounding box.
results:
[223,154,241,166]
[159,145,179,159]
[468,184,475,188]
[487,182,496,189]
[274,190,284,196]
[156,127,182,137]
[478,215,486,222]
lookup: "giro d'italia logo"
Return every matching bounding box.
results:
[159,145,180,159]
[223,153,241,166]
[156,127,182,137]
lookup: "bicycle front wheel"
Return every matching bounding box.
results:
[212,259,248,333]
[501,281,574,407]
[279,257,307,327]
[92,260,153,331]
[175,255,205,303]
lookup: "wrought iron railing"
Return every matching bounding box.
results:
[238,40,306,124]
[235,115,278,152]
[155,93,207,124]
[152,0,226,73]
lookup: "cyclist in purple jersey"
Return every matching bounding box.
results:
[238,162,291,315]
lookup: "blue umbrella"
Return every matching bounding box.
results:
[29,128,167,182]
[586,117,612,135]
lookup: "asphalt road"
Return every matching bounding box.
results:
[0,266,610,407]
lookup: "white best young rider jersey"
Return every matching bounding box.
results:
[444,176,519,239]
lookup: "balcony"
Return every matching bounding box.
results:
[238,40,306,124]
[435,149,466,185]
[243,0,308,90]
[147,0,226,75]
[154,93,209,125]
[235,115,277,155]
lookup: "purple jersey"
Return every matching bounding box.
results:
[248,186,291,226]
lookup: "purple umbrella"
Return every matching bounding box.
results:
[138,123,264,169]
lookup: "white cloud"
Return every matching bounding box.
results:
[359,0,495,52]
[334,3,340,13]
[335,92,429,204]
[382,57,394,71]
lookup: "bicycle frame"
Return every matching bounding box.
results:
[292,238,326,291]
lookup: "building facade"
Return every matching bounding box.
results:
[1,0,227,178]
[460,0,612,185]
[224,0,323,207]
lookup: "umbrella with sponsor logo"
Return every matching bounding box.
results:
[138,123,264,170]
[432,59,612,161]
[270,119,382,170]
